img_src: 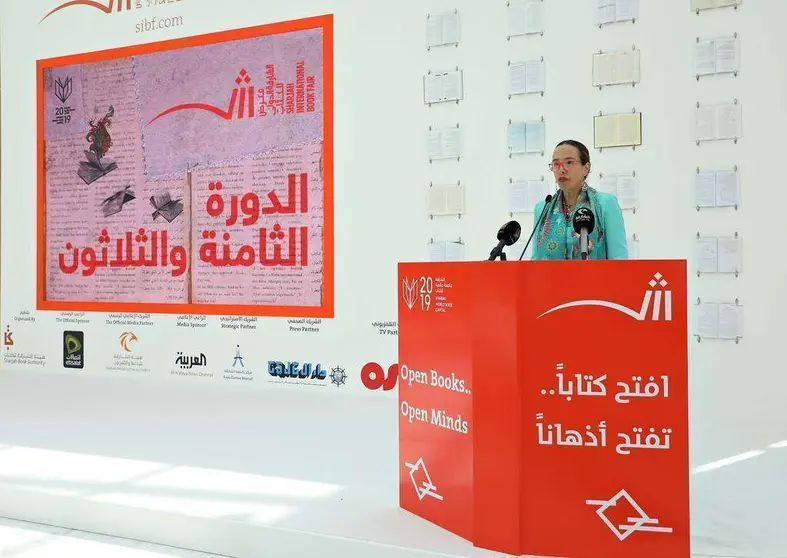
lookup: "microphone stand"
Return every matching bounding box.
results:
[518,194,556,261]
[580,230,589,260]
[488,240,507,261]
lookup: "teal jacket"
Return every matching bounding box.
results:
[531,186,628,260]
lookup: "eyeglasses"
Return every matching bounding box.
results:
[548,159,580,172]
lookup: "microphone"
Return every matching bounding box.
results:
[572,207,596,260]
[517,194,554,261]
[488,220,522,261]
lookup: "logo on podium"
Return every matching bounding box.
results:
[402,277,418,310]
[405,457,443,502]
[586,488,673,541]
[539,273,673,322]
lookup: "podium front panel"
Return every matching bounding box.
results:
[398,262,475,540]
[398,260,690,558]
[515,260,690,558]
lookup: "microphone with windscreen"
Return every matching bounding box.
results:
[488,220,521,261]
[572,207,596,260]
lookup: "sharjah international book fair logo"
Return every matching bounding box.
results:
[147,69,258,124]
[145,67,317,126]
[538,273,673,322]
[40,0,134,22]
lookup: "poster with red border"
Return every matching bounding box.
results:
[37,15,334,318]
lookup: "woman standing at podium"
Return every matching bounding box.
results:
[531,139,628,260]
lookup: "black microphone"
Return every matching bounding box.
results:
[488,220,522,261]
[517,194,554,261]
[572,207,596,260]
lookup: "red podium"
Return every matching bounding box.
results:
[397,260,689,558]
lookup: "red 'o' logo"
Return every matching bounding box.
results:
[361,362,398,391]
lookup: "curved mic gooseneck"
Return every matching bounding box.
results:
[517,194,555,261]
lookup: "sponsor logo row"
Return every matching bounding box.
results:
[4,327,349,387]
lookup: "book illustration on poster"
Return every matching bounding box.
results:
[695,33,739,80]
[693,297,743,343]
[150,190,185,222]
[428,181,464,219]
[592,47,640,89]
[694,166,740,211]
[506,0,545,39]
[595,0,639,27]
[426,9,460,50]
[695,99,742,144]
[78,105,117,185]
[508,176,548,216]
[507,117,545,156]
[427,237,465,262]
[427,124,461,163]
[101,185,135,218]
[695,231,742,277]
[508,57,546,98]
[594,109,642,151]
[423,68,464,106]
[597,171,639,213]
[691,0,741,14]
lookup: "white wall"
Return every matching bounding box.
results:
[1,0,786,555]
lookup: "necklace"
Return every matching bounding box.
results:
[560,195,575,222]
[561,186,585,218]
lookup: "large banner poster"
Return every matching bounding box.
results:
[37,16,334,318]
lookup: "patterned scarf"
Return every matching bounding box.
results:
[535,183,606,259]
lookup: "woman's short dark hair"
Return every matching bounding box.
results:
[555,139,590,166]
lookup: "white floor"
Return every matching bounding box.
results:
[0,517,228,557]
[0,370,785,558]
[0,516,774,558]
[0,371,511,558]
